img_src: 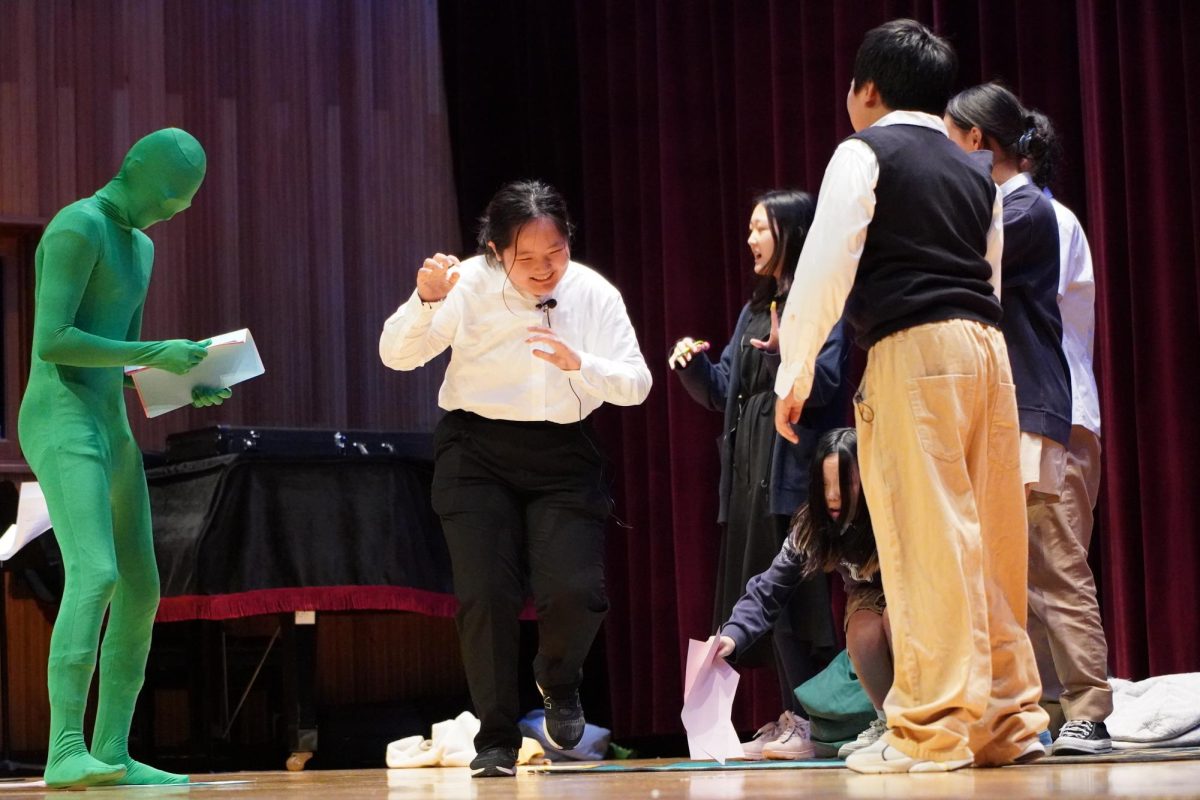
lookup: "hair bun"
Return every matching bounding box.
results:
[1016,128,1035,156]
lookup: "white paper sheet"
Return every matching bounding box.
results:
[0,482,52,561]
[126,329,265,418]
[680,635,744,763]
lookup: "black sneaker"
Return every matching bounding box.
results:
[1052,720,1112,755]
[470,746,518,778]
[543,689,586,750]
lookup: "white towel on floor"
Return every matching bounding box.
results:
[1107,674,1200,745]
[385,710,545,768]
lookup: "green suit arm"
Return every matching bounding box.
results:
[122,301,146,389]
[34,226,207,375]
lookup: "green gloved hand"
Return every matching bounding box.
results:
[146,339,209,374]
[191,386,232,408]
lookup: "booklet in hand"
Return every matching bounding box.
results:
[126,329,265,418]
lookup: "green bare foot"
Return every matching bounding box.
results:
[43,750,126,789]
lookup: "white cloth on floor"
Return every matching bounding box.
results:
[1107,674,1200,748]
[386,710,546,768]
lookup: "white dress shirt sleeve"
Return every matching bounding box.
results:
[985,188,1005,299]
[379,288,459,370]
[569,292,653,406]
[1058,214,1090,300]
[774,139,877,403]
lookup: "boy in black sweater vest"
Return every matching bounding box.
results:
[773,19,1049,772]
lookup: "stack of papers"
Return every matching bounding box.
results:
[0,482,51,561]
[126,329,265,418]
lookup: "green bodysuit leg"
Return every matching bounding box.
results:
[90,437,182,785]
[17,129,225,789]
[33,448,125,788]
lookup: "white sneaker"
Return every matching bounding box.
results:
[738,712,786,761]
[844,735,972,774]
[838,718,888,759]
[762,711,815,760]
[1014,737,1046,764]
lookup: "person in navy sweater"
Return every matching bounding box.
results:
[670,190,849,758]
[718,428,893,761]
[945,83,1072,501]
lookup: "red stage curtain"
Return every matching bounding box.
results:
[443,0,1200,737]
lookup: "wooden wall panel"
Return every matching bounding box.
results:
[0,0,462,758]
[0,0,459,448]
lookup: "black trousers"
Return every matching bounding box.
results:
[431,410,611,751]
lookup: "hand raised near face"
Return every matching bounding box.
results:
[416,253,461,303]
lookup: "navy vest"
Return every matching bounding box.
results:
[845,124,1002,348]
[999,182,1072,445]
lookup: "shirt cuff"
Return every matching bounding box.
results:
[569,351,599,390]
[417,293,444,310]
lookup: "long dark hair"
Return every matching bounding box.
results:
[749,189,816,312]
[788,427,878,580]
[476,179,575,268]
[945,82,1053,170]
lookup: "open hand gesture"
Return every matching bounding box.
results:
[416,253,460,302]
[526,326,581,371]
[750,301,780,352]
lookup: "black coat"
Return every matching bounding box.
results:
[675,302,850,522]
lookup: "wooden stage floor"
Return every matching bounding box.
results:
[4,759,1200,799]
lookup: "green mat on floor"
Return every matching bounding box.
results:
[536,746,1200,773]
[537,758,844,773]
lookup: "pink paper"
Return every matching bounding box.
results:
[680,635,744,763]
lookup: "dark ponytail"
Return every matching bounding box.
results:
[946,82,1039,162]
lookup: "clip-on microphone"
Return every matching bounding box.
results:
[536,297,557,327]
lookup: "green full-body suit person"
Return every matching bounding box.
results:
[18,128,230,789]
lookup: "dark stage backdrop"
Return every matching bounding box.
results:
[0,0,460,457]
[443,0,1200,737]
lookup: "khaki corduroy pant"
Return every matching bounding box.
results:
[855,319,1049,765]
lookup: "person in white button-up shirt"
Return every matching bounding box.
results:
[380,180,650,778]
[1017,110,1113,756]
[772,19,1048,773]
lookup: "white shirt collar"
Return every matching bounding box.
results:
[872,110,948,136]
[999,171,1033,198]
